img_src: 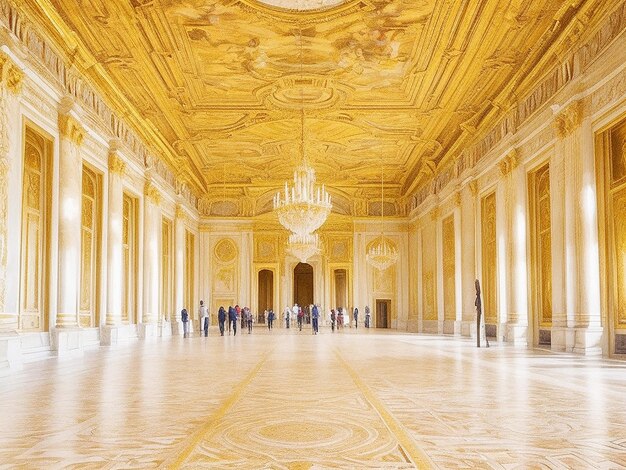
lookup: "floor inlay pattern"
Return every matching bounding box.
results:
[1,329,626,469]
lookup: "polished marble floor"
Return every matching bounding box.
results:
[1,327,626,469]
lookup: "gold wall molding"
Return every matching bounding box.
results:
[553,101,583,139]
[108,151,126,176]
[0,51,23,94]
[58,114,85,146]
[144,181,162,205]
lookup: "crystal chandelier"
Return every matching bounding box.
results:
[274,162,331,237]
[274,26,331,245]
[287,233,321,263]
[367,158,398,271]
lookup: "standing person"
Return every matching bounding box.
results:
[228,305,237,336]
[311,304,319,335]
[337,308,344,329]
[330,309,336,332]
[218,306,226,336]
[181,308,189,338]
[245,307,253,334]
[296,304,304,331]
[353,307,359,329]
[284,306,291,329]
[267,309,275,330]
[236,305,243,330]
[199,300,209,337]
[365,305,371,328]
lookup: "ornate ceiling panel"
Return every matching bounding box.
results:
[28,0,587,211]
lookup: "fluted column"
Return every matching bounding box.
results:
[56,104,85,329]
[172,205,185,334]
[453,192,463,335]
[0,52,23,333]
[142,181,160,326]
[105,146,125,326]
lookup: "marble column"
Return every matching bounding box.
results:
[453,192,463,336]
[461,181,478,338]
[495,167,510,342]
[172,205,185,335]
[551,101,602,353]
[434,209,444,334]
[53,101,85,355]
[416,226,424,333]
[139,180,160,339]
[55,107,85,329]
[505,153,530,344]
[0,52,23,370]
[101,145,126,345]
[407,223,419,332]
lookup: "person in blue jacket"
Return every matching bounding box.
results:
[312,304,320,335]
[218,306,226,336]
[228,305,237,336]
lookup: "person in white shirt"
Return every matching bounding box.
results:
[199,300,209,337]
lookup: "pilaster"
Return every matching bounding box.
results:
[55,101,85,330]
[0,52,23,337]
[102,142,126,345]
[140,179,161,337]
[172,204,186,335]
[550,100,603,354]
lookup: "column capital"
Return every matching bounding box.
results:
[0,51,23,94]
[430,207,440,221]
[144,180,161,205]
[58,114,85,146]
[468,180,479,197]
[175,204,188,222]
[498,149,519,176]
[552,100,583,139]
[108,151,126,176]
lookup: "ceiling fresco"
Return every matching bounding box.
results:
[23,0,589,214]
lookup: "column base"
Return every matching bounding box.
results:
[573,327,604,355]
[505,324,528,345]
[406,319,419,333]
[461,320,474,337]
[100,325,131,346]
[0,332,23,373]
[51,327,84,358]
[171,320,184,336]
[138,322,158,339]
[551,327,604,355]
[453,320,462,336]
[160,321,172,338]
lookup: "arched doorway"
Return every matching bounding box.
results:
[294,263,314,321]
[258,269,273,324]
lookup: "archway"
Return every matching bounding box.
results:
[294,263,314,321]
[257,269,273,323]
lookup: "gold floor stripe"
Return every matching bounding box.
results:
[336,350,436,469]
[167,349,271,469]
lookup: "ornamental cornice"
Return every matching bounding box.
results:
[58,114,85,146]
[0,51,23,94]
[175,204,188,222]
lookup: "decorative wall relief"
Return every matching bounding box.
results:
[255,236,277,262]
[214,238,238,264]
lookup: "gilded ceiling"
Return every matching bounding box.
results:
[23,0,587,214]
